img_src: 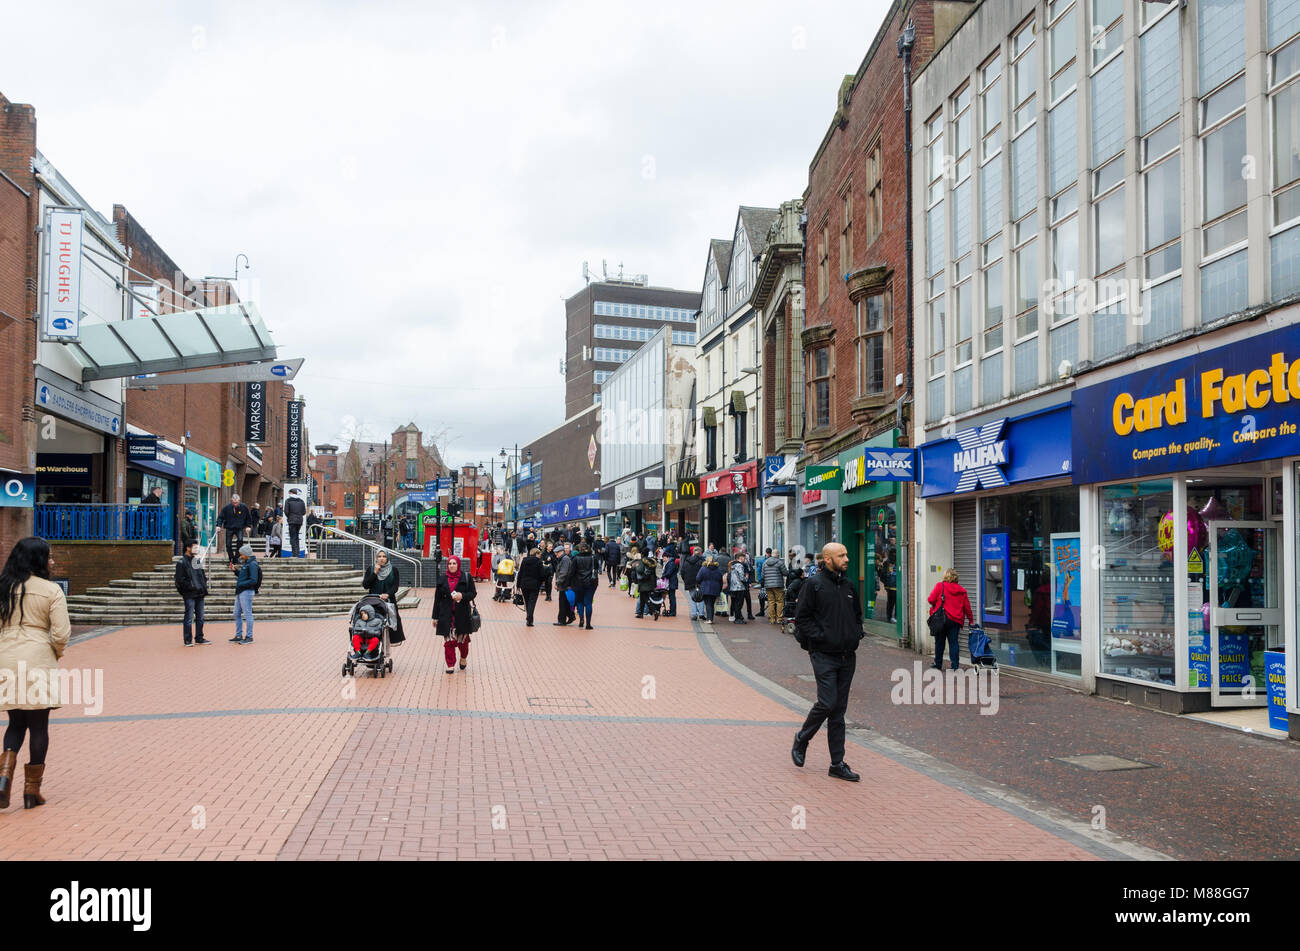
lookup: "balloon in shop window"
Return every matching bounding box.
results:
[1105,499,1137,535]
[1199,495,1228,522]
[1156,507,1207,555]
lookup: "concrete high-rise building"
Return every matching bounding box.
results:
[562,275,700,418]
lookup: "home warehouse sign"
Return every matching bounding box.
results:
[1071,324,1300,483]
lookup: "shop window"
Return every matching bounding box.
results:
[866,142,883,245]
[978,487,1081,677]
[810,347,832,430]
[1099,480,1175,684]
[856,290,889,397]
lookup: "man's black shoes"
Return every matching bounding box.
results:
[791,732,807,768]
[828,762,860,782]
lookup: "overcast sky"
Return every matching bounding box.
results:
[3,0,892,471]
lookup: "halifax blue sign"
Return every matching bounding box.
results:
[1071,323,1300,483]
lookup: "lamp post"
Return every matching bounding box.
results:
[367,438,390,540]
[499,445,533,528]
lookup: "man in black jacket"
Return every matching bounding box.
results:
[284,488,308,558]
[174,540,211,646]
[218,494,251,567]
[553,543,575,626]
[681,546,704,620]
[603,537,621,587]
[792,543,864,782]
[515,547,544,627]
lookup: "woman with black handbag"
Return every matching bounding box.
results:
[432,555,477,673]
[927,568,973,672]
[515,547,544,627]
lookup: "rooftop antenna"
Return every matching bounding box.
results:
[601,259,608,281]
[618,261,624,281]
[582,261,591,285]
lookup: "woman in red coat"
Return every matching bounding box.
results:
[927,568,974,671]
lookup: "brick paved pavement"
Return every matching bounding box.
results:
[0,586,1120,860]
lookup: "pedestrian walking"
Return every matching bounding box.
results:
[433,555,477,673]
[284,488,308,558]
[681,546,704,620]
[218,493,251,567]
[553,543,576,626]
[633,551,656,618]
[792,543,865,782]
[267,515,284,558]
[516,547,543,626]
[742,551,757,619]
[570,542,598,630]
[174,539,211,646]
[659,548,679,617]
[0,537,71,810]
[179,506,198,552]
[540,541,556,602]
[694,555,724,623]
[228,544,261,644]
[762,549,788,623]
[727,553,750,624]
[362,551,405,644]
[927,568,975,672]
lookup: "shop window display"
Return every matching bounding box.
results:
[979,487,1080,676]
[1099,481,1176,684]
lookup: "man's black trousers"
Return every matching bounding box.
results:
[798,650,857,764]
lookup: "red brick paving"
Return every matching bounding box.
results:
[0,586,1100,859]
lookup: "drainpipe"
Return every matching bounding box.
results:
[898,17,917,650]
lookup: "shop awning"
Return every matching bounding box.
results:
[58,303,277,383]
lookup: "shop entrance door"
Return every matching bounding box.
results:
[1208,521,1279,708]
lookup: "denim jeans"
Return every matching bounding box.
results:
[574,584,596,624]
[183,597,205,643]
[234,589,255,638]
[934,619,962,669]
[688,586,703,619]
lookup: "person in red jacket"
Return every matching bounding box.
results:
[927,568,974,671]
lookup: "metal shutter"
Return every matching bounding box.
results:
[952,499,979,617]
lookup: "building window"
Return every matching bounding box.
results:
[839,186,853,274]
[980,52,1002,162]
[866,142,883,244]
[1014,213,1039,340]
[1143,120,1182,282]
[810,346,832,430]
[1200,77,1248,260]
[1091,0,1123,69]
[733,410,748,463]
[1048,0,1077,103]
[928,274,946,379]
[705,424,718,471]
[1049,187,1079,322]
[983,237,1005,356]
[1011,17,1036,134]
[406,460,417,480]
[856,290,889,397]
[818,224,830,302]
[1271,34,1300,231]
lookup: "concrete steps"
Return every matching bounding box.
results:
[66,555,421,625]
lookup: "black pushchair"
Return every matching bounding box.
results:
[343,594,396,678]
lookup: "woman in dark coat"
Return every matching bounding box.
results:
[362,551,405,643]
[660,550,680,617]
[539,541,556,602]
[694,556,724,623]
[515,547,544,627]
[432,555,477,673]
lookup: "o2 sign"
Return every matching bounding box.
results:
[0,474,35,508]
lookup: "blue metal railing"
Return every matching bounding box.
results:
[34,504,175,542]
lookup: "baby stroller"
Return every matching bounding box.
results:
[342,594,395,678]
[968,625,998,669]
[647,578,668,620]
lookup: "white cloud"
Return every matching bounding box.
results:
[2,0,892,467]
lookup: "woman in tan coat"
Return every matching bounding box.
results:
[0,537,71,809]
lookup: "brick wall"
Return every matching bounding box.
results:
[49,541,173,596]
[0,94,38,559]
[523,407,601,524]
[803,1,954,454]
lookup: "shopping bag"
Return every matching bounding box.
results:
[618,575,629,592]
[565,588,576,607]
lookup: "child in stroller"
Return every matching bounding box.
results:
[646,577,668,620]
[350,604,385,661]
[494,554,516,602]
[343,595,395,677]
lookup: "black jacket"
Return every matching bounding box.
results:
[603,540,620,565]
[363,564,405,641]
[661,557,679,591]
[540,550,556,577]
[516,554,544,591]
[219,502,250,531]
[681,553,703,588]
[794,569,865,653]
[432,572,477,636]
[174,555,207,599]
[570,552,597,587]
[179,517,198,548]
[284,496,307,526]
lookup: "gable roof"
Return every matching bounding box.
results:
[709,239,733,284]
[737,206,781,260]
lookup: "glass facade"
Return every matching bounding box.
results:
[593,301,696,323]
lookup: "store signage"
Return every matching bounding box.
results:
[587,435,597,469]
[1072,324,1300,483]
[764,455,784,482]
[1218,633,1252,691]
[539,492,600,525]
[398,481,425,491]
[185,451,222,487]
[919,405,1071,498]
[1266,651,1286,731]
[130,281,159,321]
[952,421,1009,491]
[801,489,823,506]
[0,472,35,508]
[35,379,121,436]
[35,454,92,486]
[42,209,83,340]
[700,460,758,499]
[842,450,915,491]
[125,359,305,387]
[245,382,265,443]
[805,465,839,489]
[614,479,638,509]
[644,476,663,491]
[127,436,157,461]
[286,400,304,480]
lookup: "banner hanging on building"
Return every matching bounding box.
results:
[286,400,304,479]
[245,382,266,443]
[42,209,83,340]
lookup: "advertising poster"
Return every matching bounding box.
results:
[1217,633,1252,690]
[1049,533,1081,639]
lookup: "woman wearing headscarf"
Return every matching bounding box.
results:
[362,550,405,644]
[0,537,71,809]
[433,555,477,673]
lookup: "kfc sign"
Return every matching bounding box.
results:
[699,460,758,499]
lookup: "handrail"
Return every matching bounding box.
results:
[319,524,422,588]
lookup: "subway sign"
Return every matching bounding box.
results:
[1072,323,1300,483]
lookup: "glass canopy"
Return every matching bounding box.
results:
[59,303,277,382]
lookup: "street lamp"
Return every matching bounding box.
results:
[499,445,533,527]
[367,438,390,540]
